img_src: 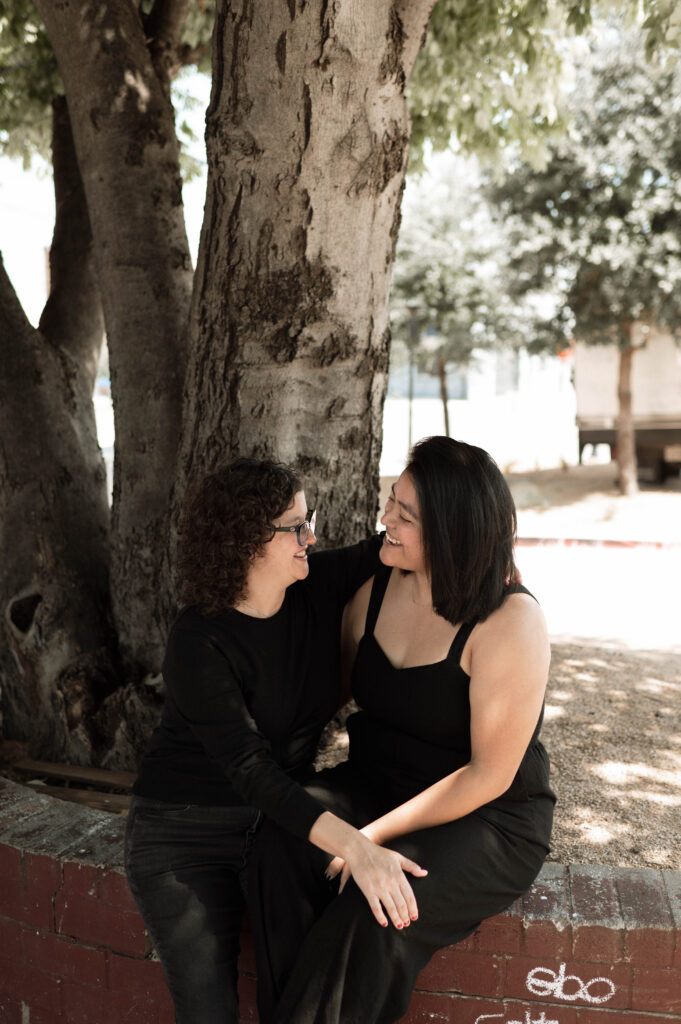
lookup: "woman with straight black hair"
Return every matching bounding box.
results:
[250,436,555,1024]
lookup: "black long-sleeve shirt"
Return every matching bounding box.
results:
[133,536,382,839]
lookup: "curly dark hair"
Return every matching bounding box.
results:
[176,457,303,616]
[405,436,518,625]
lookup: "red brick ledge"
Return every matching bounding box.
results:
[0,776,679,1023]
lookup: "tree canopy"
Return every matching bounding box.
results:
[488,28,681,349]
[4,1,679,169]
[487,25,681,492]
[391,152,527,367]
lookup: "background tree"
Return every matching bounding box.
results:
[0,0,678,765]
[488,28,681,495]
[390,152,527,435]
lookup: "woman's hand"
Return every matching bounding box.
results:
[325,838,427,930]
[325,854,346,885]
[324,822,384,890]
[309,811,426,929]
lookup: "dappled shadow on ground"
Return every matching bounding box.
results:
[544,641,681,870]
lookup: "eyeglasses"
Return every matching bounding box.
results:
[271,510,316,547]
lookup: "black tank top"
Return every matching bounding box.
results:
[346,565,553,807]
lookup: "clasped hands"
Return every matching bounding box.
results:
[324,828,427,931]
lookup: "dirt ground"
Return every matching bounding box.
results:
[510,462,681,870]
[541,639,680,869]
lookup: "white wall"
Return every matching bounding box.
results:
[574,328,681,422]
[381,349,578,476]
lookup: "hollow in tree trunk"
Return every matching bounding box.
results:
[0,254,115,762]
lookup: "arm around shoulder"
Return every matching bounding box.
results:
[340,574,374,699]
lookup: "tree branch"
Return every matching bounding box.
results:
[397,0,437,79]
[0,252,32,342]
[38,95,104,391]
[144,0,193,89]
[177,40,211,68]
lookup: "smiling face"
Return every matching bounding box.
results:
[258,489,316,587]
[379,471,426,573]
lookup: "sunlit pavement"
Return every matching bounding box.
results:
[515,542,681,651]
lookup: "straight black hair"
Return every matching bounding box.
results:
[405,436,518,625]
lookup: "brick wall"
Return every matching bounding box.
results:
[1,777,679,1024]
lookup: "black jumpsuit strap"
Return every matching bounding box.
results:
[448,582,536,668]
[507,580,536,601]
[448,619,477,667]
[362,564,392,638]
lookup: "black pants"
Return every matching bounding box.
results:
[249,764,553,1024]
[124,796,261,1024]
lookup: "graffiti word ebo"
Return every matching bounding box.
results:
[474,962,617,1024]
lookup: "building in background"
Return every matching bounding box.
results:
[382,347,577,476]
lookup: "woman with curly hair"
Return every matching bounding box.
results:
[125,457,426,1024]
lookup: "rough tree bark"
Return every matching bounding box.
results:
[0,93,115,760]
[34,0,194,675]
[616,335,638,497]
[181,0,435,540]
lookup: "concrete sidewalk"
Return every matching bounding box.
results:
[508,464,681,650]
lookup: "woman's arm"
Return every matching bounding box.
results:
[339,575,373,702]
[331,593,549,864]
[338,575,373,705]
[168,620,425,929]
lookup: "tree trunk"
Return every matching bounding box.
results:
[181,0,435,544]
[0,252,115,762]
[0,96,120,763]
[144,0,193,90]
[437,354,450,435]
[616,340,638,497]
[34,0,193,674]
